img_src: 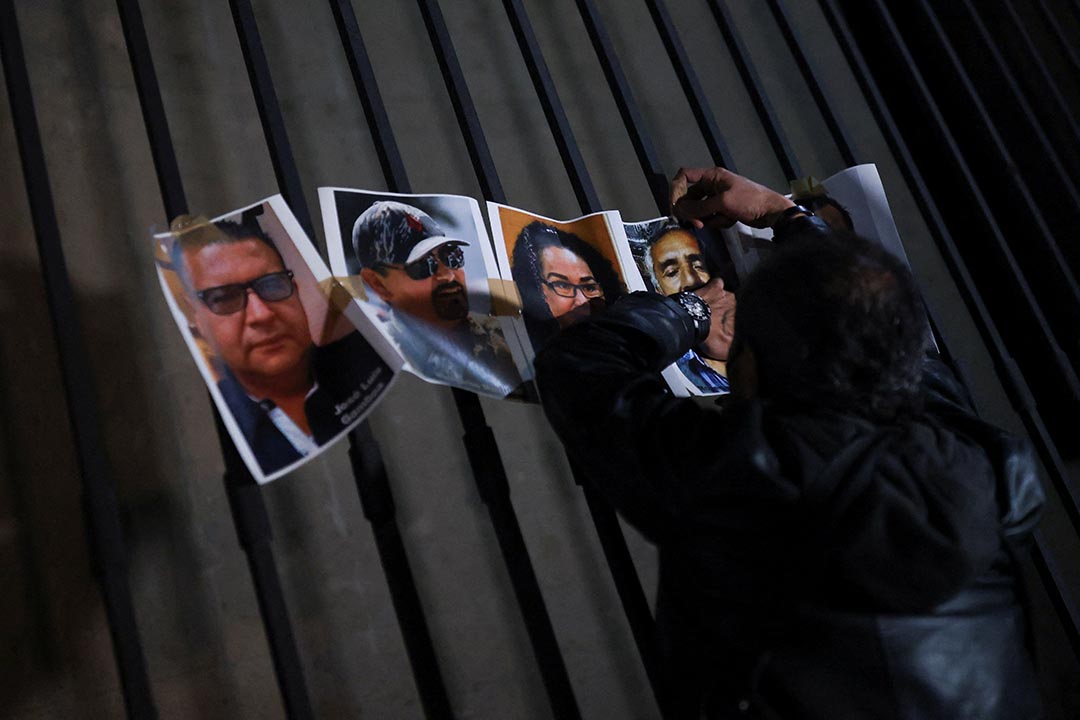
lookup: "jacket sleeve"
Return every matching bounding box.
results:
[919,354,1045,550]
[534,292,778,542]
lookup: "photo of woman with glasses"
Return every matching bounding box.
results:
[510,221,627,353]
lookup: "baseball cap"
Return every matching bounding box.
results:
[352,200,470,269]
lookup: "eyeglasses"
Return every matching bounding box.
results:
[381,244,465,280]
[195,270,295,315]
[542,279,604,299]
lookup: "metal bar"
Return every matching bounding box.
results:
[324,7,456,717]
[415,0,504,204]
[573,0,669,213]
[326,0,410,196]
[218,420,314,720]
[905,0,1080,322]
[115,1,314,717]
[452,391,582,720]
[953,0,1080,206]
[1034,0,1080,85]
[842,0,1080,530]
[347,423,454,719]
[499,0,602,210]
[765,0,857,167]
[993,0,1080,145]
[382,1,582,717]
[643,0,734,170]
[227,1,457,717]
[1032,531,1080,662]
[818,0,1080,651]
[832,0,1080,412]
[704,0,801,180]
[0,3,157,718]
[499,0,669,713]
[228,0,313,236]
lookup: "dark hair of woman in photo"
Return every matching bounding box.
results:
[510,221,625,352]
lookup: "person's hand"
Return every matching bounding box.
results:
[692,278,736,361]
[670,167,794,230]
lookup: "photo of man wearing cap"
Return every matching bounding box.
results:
[350,199,525,399]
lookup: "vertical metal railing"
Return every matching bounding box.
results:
[763,0,856,168]
[410,1,585,716]
[820,0,1080,662]
[499,0,670,713]
[9,0,1080,713]
[1033,0,1080,86]
[945,1,1080,212]
[115,0,316,717]
[987,0,1080,146]
[225,0,454,716]
[644,0,734,171]
[0,1,157,717]
[703,0,800,180]
[573,0,670,211]
[901,0,1080,319]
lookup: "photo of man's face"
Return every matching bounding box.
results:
[366,243,470,327]
[185,238,312,387]
[650,228,711,296]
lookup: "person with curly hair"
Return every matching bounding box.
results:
[510,221,625,351]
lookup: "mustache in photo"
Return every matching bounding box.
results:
[433,280,466,296]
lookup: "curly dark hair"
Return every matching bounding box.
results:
[733,231,928,420]
[511,221,625,351]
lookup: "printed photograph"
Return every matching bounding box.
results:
[625,219,739,395]
[320,188,530,399]
[487,204,645,359]
[155,195,401,483]
[726,164,915,279]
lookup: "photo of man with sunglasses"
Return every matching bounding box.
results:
[353,200,524,399]
[169,214,388,476]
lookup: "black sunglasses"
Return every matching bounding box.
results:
[195,270,295,316]
[381,244,465,280]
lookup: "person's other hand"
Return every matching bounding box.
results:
[670,167,794,230]
[692,278,736,361]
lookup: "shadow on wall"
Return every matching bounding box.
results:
[0,257,250,717]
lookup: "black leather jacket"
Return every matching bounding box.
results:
[534,222,1044,719]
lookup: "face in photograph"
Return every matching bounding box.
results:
[353,200,474,330]
[649,227,711,295]
[538,244,604,328]
[183,235,312,393]
[364,243,470,328]
[511,221,623,351]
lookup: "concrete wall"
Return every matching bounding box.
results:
[1,0,1076,718]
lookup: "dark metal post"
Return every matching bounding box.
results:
[409,4,584,716]
[763,0,857,167]
[1033,0,1080,87]
[643,0,734,170]
[0,1,157,717]
[573,0,671,211]
[116,1,317,717]
[703,0,801,180]
[819,0,1080,661]
[225,1,453,717]
[989,0,1080,145]
[499,0,677,713]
